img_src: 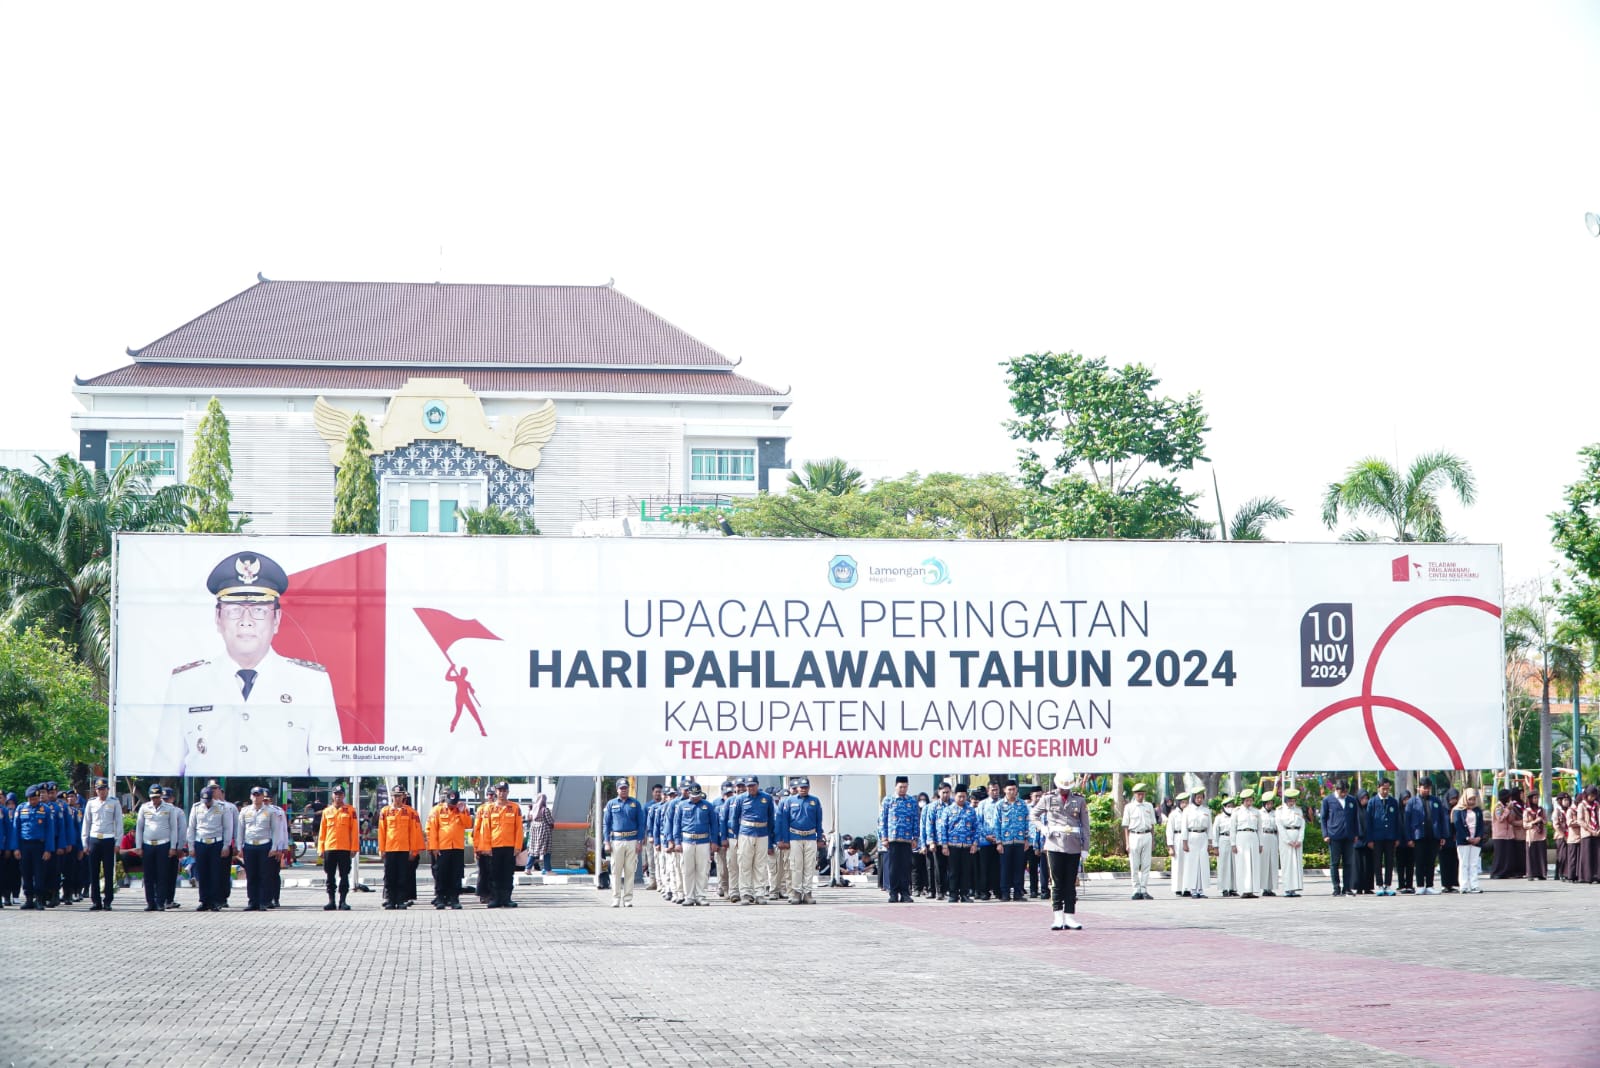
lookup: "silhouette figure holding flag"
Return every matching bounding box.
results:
[414,609,502,736]
[445,665,485,735]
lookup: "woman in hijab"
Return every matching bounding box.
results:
[1451,788,1486,893]
[1489,788,1516,879]
[525,793,555,874]
[1438,787,1462,891]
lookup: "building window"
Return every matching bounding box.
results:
[383,477,485,535]
[690,448,756,482]
[108,441,176,477]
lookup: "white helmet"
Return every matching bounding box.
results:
[1053,770,1077,790]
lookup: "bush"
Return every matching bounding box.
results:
[1082,854,1128,873]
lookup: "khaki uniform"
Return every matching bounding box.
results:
[1122,800,1156,895]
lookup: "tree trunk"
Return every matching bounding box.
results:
[1112,771,1124,818]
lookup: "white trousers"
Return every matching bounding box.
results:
[1259,834,1279,892]
[610,841,637,905]
[1128,833,1152,893]
[1458,844,1481,891]
[680,843,710,904]
[735,835,768,898]
[787,840,818,898]
[1184,833,1211,893]
[1169,832,1185,892]
[1232,833,1258,894]
[1280,839,1305,892]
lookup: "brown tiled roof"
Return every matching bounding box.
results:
[75,363,787,397]
[128,279,738,368]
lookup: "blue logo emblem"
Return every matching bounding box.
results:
[828,555,858,589]
[422,400,449,433]
[922,558,950,585]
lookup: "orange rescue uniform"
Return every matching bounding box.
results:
[319,802,359,854]
[378,803,424,855]
[477,800,524,851]
[427,803,471,851]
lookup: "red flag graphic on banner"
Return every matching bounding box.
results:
[272,544,388,745]
[414,608,502,657]
[414,608,501,736]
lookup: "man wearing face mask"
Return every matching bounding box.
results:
[154,552,340,778]
[187,785,237,911]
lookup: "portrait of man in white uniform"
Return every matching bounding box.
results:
[154,552,341,776]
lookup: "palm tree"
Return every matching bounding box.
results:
[1504,591,1583,808]
[788,458,864,496]
[1321,451,1476,542]
[1226,496,1292,541]
[457,504,541,535]
[0,454,194,688]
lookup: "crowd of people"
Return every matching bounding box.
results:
[5,773,1597,917]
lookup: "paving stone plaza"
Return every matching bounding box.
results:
[0,872,1594,1066]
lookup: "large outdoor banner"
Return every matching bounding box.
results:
[111,534,1505,776]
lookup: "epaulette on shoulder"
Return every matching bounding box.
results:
[286,657,328,673]
[172,659,210,676]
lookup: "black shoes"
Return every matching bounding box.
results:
[324,901,337,911]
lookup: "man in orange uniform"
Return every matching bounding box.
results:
[477,781,524,908]
[318,784,359,911]
[427,789,472,910]
[378,786,424,910]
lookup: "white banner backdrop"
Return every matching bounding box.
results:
[111,534,1505,777]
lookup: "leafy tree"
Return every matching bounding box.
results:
[187,396,247,532]
[687,472,1025,539]
[0,455,193,686]
[788,458,864,496]
[1003,351,1210,539]
[458,504,541,535]
[0,628,107,790]
[1191,495,1293,541]
[1504,583,1582,805]
[331,413,379,534]
[1552,444,1600,647]
[1320,451,1476,542]
[1552,709,1597,770]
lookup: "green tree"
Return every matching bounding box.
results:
[788,457,864,496]
[458,504,541,535]
[0,454,193,686]
[0,628,109,790]
[1191,494,1293,541]
[331,413,379,534]
[1003,351,1210,539]
[1320,451,1476,542]
[688,471,1025,539]
[1504,585,1582,804]
[1552,444,1600,647]
[187,396,247,532]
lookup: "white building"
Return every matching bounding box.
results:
[71,277,793,534]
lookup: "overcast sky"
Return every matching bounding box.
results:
[2,3,1595,586]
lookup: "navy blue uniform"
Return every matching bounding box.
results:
[15,797,57,908]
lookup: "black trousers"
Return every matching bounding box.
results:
[1000,843,1025,900]
[19,840,47,903]
[925,848,944,897]
[1327,839,1355,893]
[945,847,973,900]
[1372,840,1396,886]
[885,841,912,901]
[383,852,410,905]
[142,846,170,908]
[1047,851,1081,914]
[0,850,20,900]
[193,841,223,908]
[164,850,180,904]
[491,846,516,905]
[88,838,118,905]
[269,852,281,905]
[243,844,272,907]
[911,851,929,894]
[1025,848,1041,895]
[1396,842,1414,889]
[1413,836,1439,888]
[436,848,464,904]
[977,844,999,898]
[476,852,492,899]
[323,850,352,899]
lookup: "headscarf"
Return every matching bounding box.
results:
[532,793,551,821]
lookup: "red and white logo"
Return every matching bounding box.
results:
[1391,555,1411,582]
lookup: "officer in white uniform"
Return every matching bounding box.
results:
[1212,796,1235,897]
[1121,783,1156,900]
[1231,789,1261,898]
[1167,791,1189,896]
[1182,789,1213,898]
[1276,787,1306,896]
[1257,791,1281,897]
[154,552,340,778]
